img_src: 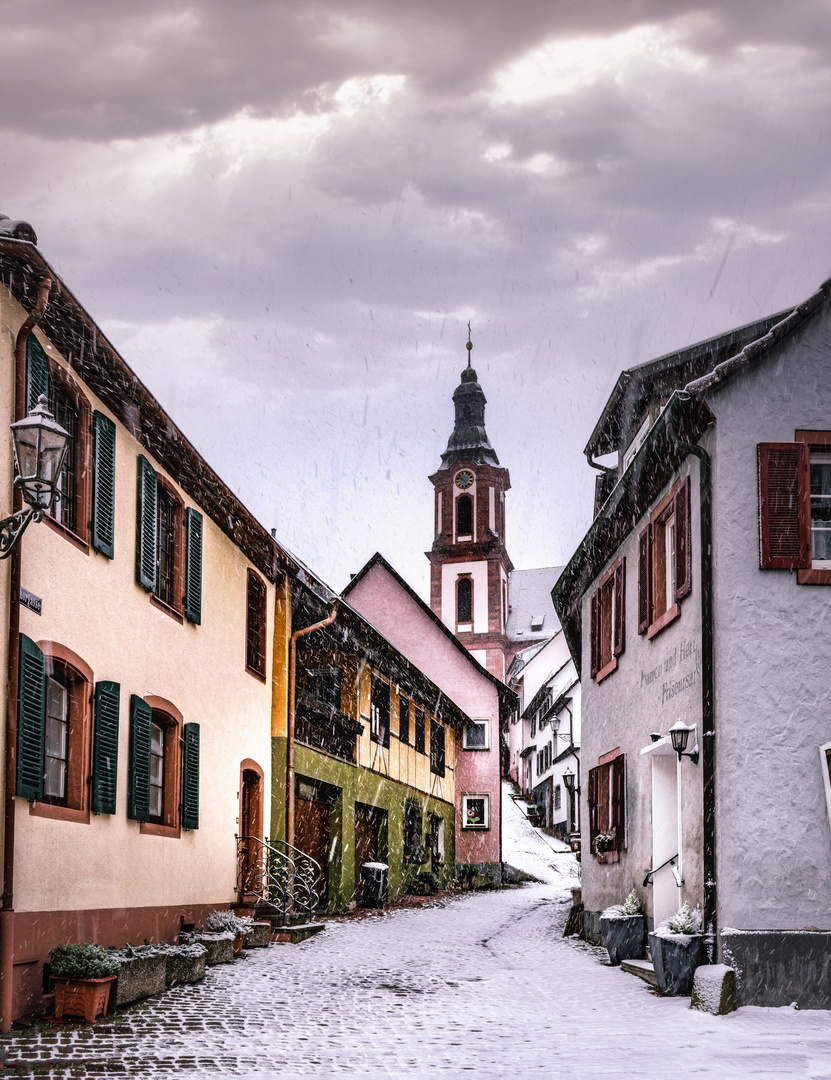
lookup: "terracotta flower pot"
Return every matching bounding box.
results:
[232,933,245,957]
[53,975,116,1023]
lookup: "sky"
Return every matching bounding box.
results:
[3,0,831,596]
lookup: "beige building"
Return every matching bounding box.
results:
[0,228,294,1022]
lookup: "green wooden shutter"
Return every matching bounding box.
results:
[135,455,157,592]
[91,412,116,559]
[25,336,50,414]
[16,635,45,801]
[91,681,120,814]
[183,508,203,625]
[128,694,152,821]
[181,723,200,830]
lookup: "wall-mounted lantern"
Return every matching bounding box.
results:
[0,395,70,558]
[669,720,699,765]
[562,766,580,795]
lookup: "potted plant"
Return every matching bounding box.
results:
[600,889,646,964]
[48,943,119,1023]
[205,910,253,957]
[649,901,706,995]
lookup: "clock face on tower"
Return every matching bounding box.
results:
[455,470,474,490]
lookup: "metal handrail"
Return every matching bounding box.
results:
[643,854,679,887]
[236,834,324,922]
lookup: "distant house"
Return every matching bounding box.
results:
[344,552,515,883]
[553,279,831,1007]
[0,226,292,1022]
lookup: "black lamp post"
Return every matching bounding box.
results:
[0,395,70,558]
[669,720,699,765]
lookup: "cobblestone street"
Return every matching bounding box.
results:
[2,883,830,1079]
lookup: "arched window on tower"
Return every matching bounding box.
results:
[457,576,473,625]
[457,494,473,538]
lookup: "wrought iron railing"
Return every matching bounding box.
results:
[236,835,324,923]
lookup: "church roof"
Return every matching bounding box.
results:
[507,566,564,645]
[439,355,500,469]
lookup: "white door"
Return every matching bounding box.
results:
[651,755,680,926]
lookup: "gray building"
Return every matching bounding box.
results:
[553,278,831,1007]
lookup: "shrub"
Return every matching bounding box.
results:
[621,889,642,915]
[49,943,119,980]
[204,910,253,936]
[667,901,701,934]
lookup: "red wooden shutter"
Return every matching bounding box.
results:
[587,766,599,848]
[674,476,692,600]
[611,755,626,850]
[638,525,652,634]
[613,560,625,657]
[758,443,811,569]
[589,590,600,678]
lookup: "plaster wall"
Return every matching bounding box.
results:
[440,560,489,634]
[6,307,274,915]
[708,309,831,930]
[0,298,16,896]
[346,562,502,867]
[580,457,704,923]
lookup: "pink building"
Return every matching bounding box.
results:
[344,553,516,881]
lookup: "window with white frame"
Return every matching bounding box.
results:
[820,741,831,830]
[463,718,489,750]
[462,793,490,830]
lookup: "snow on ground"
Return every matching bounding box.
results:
[501,779,580,889]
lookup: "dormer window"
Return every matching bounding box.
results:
[530,614,545,632]
[622,414,651,473]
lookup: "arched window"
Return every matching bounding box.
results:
[456,494,473,537]
[457,576,473,624]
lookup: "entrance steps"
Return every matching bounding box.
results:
[269,922,326,945]
[620,959,658,988]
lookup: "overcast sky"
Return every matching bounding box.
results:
[3,0,831,595]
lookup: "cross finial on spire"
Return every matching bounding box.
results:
[466,321,473,367]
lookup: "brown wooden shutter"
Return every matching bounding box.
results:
[758,443,811,569]
[612,755,626,850]
[589,591,600,678]
[674,476,692,600]
[638,525,652,634]
[613,560,625,657]
[587,765,599,848]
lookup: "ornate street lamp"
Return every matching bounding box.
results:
[669,720,699,765]
[562,767,580,795]
[0,395,70,558]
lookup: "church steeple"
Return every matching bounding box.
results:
[440,335,500,469]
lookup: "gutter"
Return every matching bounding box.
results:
[286,599,338,850]
[2,274,52,1032]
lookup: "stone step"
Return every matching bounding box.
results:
[621,959,658,988]
[270,923,326,945]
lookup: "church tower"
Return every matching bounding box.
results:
[426,336,513,679]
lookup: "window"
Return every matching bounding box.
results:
[414,707,426,754]
[638,478,691,638]
[308,668,341,708]
[429,815,445,866]
[155,481,182,611]
[49,378,79,535]
[456,493,473,538]
[399,694,410,745]
[430,720,445,777]
[820,741,831,831]
[589,558,624,682]
[462,793,490,830]
[456,576,473,626]
[759,433,831,584]
[16,637,93,824]
[588,752,625,861]
[128,695,198,836]
[463,717,489,750]
[554,783,561,810]
[370,675,391,748]
[246,570,267,678]
[403,799,424,863]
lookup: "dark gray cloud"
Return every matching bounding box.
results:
[2,0,831,588]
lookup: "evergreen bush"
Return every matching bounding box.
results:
[49,943,119,980]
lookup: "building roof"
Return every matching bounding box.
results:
[553,274,831,674]
[0,236,295,583]
[507,566,564,645]
[342,551,517,710]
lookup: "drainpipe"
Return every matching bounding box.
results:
[670,403,717,959]
[287,599,337,850]
[2,274,52,1032]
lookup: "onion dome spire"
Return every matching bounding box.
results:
[439,327,500,469]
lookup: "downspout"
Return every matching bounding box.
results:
[2,274,52,1032]
[286,599,337,850]
[670,399,717,960]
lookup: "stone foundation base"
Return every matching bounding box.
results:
[720,930,831,1009]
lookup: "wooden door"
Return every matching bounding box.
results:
[295,795,330,910]
[239,767,263,898]
[355,803,386,906]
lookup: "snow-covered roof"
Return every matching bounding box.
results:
[507,566,564,645]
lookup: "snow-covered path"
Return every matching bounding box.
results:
[501,779,580,888]
[4,883,830,1078]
